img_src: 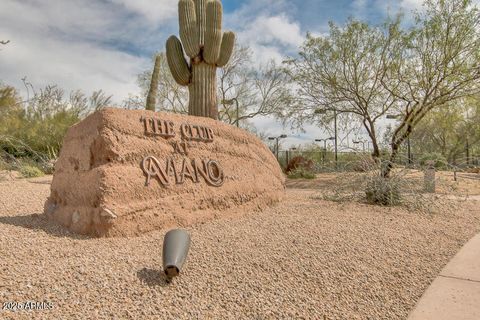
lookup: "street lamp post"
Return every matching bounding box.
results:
[315,108,339,168]
[268,134,287,162]
[286,147,297,165]
[315,137,335,164]
[353,140,366,152]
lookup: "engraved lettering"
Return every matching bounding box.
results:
[142,117,176,138]
[180,158,198,183]
[165,158,180,182]
[180,123,214,143]
[142,156,224,187]
[142,156,170,187]
[172,141,189,155]
[206,160,224,187]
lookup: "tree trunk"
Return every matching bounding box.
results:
[383,142,401,178]
[383,125,413,178]
[188,62,218,119]
[364,118,381,160]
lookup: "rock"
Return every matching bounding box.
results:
[44,108,285,237]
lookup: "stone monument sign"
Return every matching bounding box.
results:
[44,108,285,237]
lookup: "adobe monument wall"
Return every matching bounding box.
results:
[44,108,285,237]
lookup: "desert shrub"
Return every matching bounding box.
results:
[365,174,402,206]
[19,163,44,178]
[0,84,111,162]
[287,167,316,179]
[316,162,447,212]
[0,157,7,171]
[419,152,448,169]
[285,156,314,174]
[343,155,377,172]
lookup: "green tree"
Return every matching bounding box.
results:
[284,18,403,159]
[382,0,480,176]
[1,84,111,160]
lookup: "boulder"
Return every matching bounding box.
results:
[44,108,285,237]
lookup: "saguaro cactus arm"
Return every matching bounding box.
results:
[179,0,199,58]
[204,0,223,64]
[166,36,191,86]
[216,31,235,67]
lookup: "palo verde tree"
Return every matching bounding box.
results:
[409,96,480,164]
[166,0,235,119]
[382,0,480,177]
[284,18,403,159]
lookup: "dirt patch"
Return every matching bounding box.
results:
[44,108,285,237]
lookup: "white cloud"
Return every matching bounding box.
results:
[0,0,162,103]
[237,13,304,48]
[233,13,305,65]
[255,15,304,48]
[353,0,368,8]
[0,34,148,104]
[108,0,177,24]
[400,0,424,10]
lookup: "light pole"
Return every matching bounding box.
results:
[353,140,366,152]
[315,137,335,164]
[286,147,297,165]
[222,98,240,127]
[386,114,412,165]
[268,134,287,162]
[315,108,339,168]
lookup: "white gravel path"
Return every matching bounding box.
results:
[1,175,479,319]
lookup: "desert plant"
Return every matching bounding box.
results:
[365,174,402,206]
[146,54,162,111]
[287,167,316,180]
[166,0,235,119]
[419,152,448,169]
[19,163,44,178]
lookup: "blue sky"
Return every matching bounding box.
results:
[0,0,425,147]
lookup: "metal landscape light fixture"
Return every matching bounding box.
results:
[162,229,191,281]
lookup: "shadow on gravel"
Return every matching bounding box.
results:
[137,268,170,287]
[0,213,89,239]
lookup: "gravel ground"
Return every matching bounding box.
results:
[1,175,480,319]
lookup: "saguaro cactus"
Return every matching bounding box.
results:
[166,0,235,119]
[146,54,162,111]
